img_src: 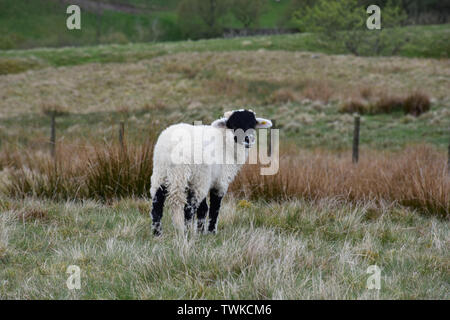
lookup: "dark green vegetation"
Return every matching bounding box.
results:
[0,0,180,49]
[1,0,449,51]
[0,23,448,76]
[0,0,292,49]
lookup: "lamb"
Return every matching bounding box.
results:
[150,109,272,236]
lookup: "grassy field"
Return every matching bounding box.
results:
[0,197,448,299]
[0,49,449,150]
[0,22,449,299]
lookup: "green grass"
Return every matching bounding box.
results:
[0,0,294,50]
[0,197,448,299]
[0,0,182,50]
[1,23,448,75]
[0,101,448,152]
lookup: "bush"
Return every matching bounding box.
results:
[339,91,431,116]
[373,94,404,114]
[403,91,431,116]
[293,0,408,56]
[177,0,230,39]
[339,99,368,114]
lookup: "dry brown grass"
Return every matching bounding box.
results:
[232,145,449,217]
[1,141,448,216]
[206,76,248,97]
[1,52,447,117]
[403,91,431,116]
[17,208,49,223]
[267,88,297,104]
[301,79,333,103]
[339,91,432,116]
[2,140,155,201]
[339,99,368,114]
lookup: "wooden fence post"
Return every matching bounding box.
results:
[269,120,276,157]
[50,111,56,159]
[119,121,125,150]
[352,114,360,164]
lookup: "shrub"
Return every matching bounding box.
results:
[177,0,229,39]
[292,0,408,56]
[403,91,431,116]
[230,0,266,28]
[373,94,404,114]
[339,99,368,114]
[339,91,431,116]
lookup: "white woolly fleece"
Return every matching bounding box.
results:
[150,123,247,230]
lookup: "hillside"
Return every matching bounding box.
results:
[0,0,292,49]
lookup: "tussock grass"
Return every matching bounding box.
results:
[3,140,155,201]
[2,143,448,217]
[85,142,154,201]
[339,91,432,116]
[0,197,448,299]
[233,145,449,217]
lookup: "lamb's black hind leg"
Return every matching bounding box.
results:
[207,189,223,234]
[151,185,167,236]
[196,198,208,234]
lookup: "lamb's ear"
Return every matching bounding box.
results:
[255,118,272,129]
[211,118,228,128]
[224,111,234,119]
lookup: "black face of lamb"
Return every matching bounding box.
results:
[226,110,257,147]
[151,185,167,236]
[208,189,223,234]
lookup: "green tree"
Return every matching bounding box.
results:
[230,0,266,28]
[177,0,230,39]
[293,0,408,56]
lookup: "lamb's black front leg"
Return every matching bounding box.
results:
[207,188,223,234]
[184,189,198,229]
[196,198,208,233]
[151,185,167,236]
